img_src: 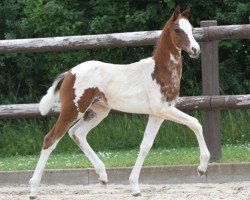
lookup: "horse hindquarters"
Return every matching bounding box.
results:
[29,72,98,199]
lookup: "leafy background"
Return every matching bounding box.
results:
[0,0,249,104]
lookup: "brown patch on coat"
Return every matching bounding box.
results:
[77,87,107,113]
[43,72,78,149]
[77,88,97,113]
[151,62,181,102]
[42,71,108,150]
[152,15,184,102]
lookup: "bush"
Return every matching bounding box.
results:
[0,0,249,104]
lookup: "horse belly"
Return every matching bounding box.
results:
[105,89,151,114]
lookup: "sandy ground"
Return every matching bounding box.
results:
[0,182,250,200]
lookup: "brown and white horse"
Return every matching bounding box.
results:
[29,5,210,199]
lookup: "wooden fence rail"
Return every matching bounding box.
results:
[0,95,249,119]
[0,24,249,54]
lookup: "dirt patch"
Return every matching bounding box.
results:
[0,182,250,200]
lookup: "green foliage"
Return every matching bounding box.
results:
[0,0,249,103]
[21,0,85,37]
[214,0,250,95]
[0,118,46,155]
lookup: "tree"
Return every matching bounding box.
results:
[0,0,249,104]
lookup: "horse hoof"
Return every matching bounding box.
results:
[100,180,108,187]
[29,195,37,199]
[132,193,141,197]
[197,168,207,176]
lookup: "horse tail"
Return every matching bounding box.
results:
[39,72,66,116]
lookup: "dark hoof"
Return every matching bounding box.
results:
[100,180,108,187]
[197,168,208,176]
[29,196,37,199]
[132,193,141,197]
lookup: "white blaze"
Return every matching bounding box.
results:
[178,18,200,54]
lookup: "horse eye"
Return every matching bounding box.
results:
[175,28,180,33]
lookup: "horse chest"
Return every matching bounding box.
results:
[151,64,182,102]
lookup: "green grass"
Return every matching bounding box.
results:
[0,110,249,156]
[0,144,249,171]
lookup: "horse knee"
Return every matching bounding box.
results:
[68,128,79,145]
[188,118,202,133]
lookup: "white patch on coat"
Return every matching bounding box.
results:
[70,57,169,115]
[171,70,178,89]
[178,18,200,53]
[170,53,179,65]
[71,62,100,109]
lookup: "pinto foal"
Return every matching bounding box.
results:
[29,5,210,198]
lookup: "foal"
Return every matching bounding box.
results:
[29,5,210,198]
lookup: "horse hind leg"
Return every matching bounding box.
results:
[68,103,110,185]
[29,110,78,199]
[29,87,97,199]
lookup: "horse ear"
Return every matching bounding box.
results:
[172,5,180,21]
[181,4,191,18]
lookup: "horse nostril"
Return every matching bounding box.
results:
[191,47,197,54]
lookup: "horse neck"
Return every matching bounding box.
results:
[151,25,183,102]
[152,26,181,69]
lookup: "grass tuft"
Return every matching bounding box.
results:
[0,144,249,171]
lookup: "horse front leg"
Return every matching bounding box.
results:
[162,106,210,175]
[129,115,163,196]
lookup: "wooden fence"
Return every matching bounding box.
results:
[0,23,249,53]
[0,95,249,119]
[0,20,249,160]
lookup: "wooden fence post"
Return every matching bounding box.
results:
[200,20,221,160]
